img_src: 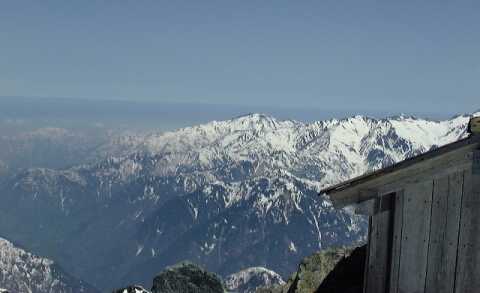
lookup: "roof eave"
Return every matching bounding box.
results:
[320,134,480,207]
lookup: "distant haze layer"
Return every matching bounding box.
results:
[0,97,459,132]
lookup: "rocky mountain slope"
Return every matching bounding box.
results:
[258,247,355,293]
[0,112,476,290]
[0,237,98,293]
[115,262,224,293]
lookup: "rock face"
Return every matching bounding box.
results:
[225,267,285,293]
[0,112,475,289]
[258,247,353,293]
[0,237,98,293]
[150,262,224,293]
[286,247,353,293]
[315,245,366,293]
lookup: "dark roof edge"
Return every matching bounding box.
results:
[319,134,480,196]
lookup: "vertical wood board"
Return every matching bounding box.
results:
[425,172,463,293]
[365,195,394,293]
[398,180,433,293]
[442,172,464,293]
[363,217,373,293]
[389,190,404,293]
[455,155,480,293]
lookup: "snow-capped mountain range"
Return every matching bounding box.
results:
[0,237,98,293]
[0,112,477,291]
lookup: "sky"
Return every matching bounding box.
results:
[1,1,479,116]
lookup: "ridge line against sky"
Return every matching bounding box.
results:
[0,95,473,122]
[1,1,479,114]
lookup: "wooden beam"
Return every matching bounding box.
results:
[322,135,480,196]
[330,145,474,207]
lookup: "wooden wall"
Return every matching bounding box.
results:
[364,150,480,293]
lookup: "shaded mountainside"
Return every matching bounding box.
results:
[0,112,475,290]
[0,237,98,293]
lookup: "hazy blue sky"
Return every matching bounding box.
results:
[1,1,479,115]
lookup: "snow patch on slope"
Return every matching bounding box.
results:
[225,267,286,293]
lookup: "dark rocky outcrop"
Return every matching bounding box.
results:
[314,245,366,293]
[114,262,224,293]
[286,247,353,293]
[257,247,354,293]
[151,262,224,293]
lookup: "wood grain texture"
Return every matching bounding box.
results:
[365,196,394,293]
[424,172,463,293]
[398,181,433,293]
[455,154,480,293]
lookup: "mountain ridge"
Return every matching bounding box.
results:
[0,237,98,293]
[0,112,477,290]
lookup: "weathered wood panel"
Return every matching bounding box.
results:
[365,195,394,293]
[442,172,464,293]
[363,217,373,293]
[455,152,480,293]
[398,181,433,293]
[425,172,463,293]
[365,214,377,293]
[389,190,404,293]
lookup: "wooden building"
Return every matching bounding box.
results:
[321,119,480,293]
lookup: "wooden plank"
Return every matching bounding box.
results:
[473,150,480,174]
[365,195,394,293]
[363,217,373,293]
[425,175,449,293]
[442,172,464,293]
[455,154,480,293]
[335,165,468,208]
[398,180,433,293]
[375,209,392,293]
[365,212,378,293]
[389,190,404,293]
[376,160,471,205]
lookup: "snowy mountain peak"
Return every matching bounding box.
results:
[0,111,476,290]
[225,267,286,293]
